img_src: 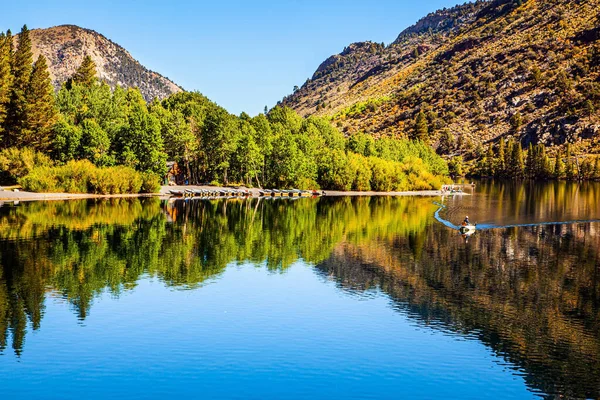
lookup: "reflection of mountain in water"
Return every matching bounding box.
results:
[0,197,436,356]
[315,222,600,399]
[0,184,599,399]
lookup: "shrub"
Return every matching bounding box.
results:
[19,166,58,192]
[0,147,54,184]
[140,172,161,193]
[19,160,159,194]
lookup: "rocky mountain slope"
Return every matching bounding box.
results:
[282,0,600,158]
[19,25,182,101]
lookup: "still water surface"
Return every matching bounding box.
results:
[0,181,599,399]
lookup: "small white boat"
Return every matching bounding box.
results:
[459,224,477,234]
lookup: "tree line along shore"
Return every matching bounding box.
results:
[0,25,597,197]
[0,25,451,195]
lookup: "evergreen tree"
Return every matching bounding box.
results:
[553,151,564,179]
[24,55,57,151]
[414,111,428,142]
[538,144,551,179]
[542,153,552,179]
[6,25,33,147]
[496,139,506,177]
[509,139,524,178]
[448,156,463,178]
[485,144,495,177]
[505,139,515,177]
[530,64,542,86]
[510,112,523,131]
[525,143,534,178]
[592,156,600,180]
[565,144,576,180]
[437,128,454,154]
[71,55,97,87]
[580,158,593,180]
[0,32,13,139]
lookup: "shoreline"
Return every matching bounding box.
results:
[0,185,470,202]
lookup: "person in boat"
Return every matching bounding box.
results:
[463,216,470,226]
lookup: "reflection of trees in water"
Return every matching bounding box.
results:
[0,196,435,356]
[315,222,600,399]
[2,192,599,398]
[455,180,600,226]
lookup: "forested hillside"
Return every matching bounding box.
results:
[282,0,600,176]
[0,25,450,194]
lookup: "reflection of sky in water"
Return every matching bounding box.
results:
[0,186,599,399]
[0,264,535,399]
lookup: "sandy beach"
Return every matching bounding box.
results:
[0,185,469,202]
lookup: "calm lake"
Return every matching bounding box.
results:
[1,181,599,399]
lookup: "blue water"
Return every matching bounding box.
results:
[1,182,600,399]
[0,264,533,399]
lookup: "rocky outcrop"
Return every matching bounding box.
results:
[282,0,600,157]
[18,25,182,101]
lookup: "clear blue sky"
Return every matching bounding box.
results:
[2,0,462,115]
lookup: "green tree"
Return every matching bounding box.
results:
[553,151,564,179]
[556,70,572,93]
[250,113,274,185]
[151,105,195,181]
[437,129,454,155]
[52,118,82,163]
[484,144,495,177]
[496,139,506,177]
[510,112,523,131]
[80,119,112,166]
[525,143,534,178]
[448,156,463,178]
[71,55,97,87]
[6,25,33,147]
[584,100,595,116]
[203,108,240,184]
[114,90,167,176]
[564,144,576,180]
[530,64,542,86]
[0,31,13,139]
[593,157,600,180]
[510,140,525,178]
[233,120,262,186]
[24,55,57,151]
[414,111,428,142]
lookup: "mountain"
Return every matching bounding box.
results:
[19,25,182,101]
[282,0,600,158]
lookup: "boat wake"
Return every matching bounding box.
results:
[433,202,600,231]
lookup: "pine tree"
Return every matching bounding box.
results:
[485,144,495,177]
[553,151,564,179]
[24,55,58,151]
[438,128,454,154]
[0,31,13,138]
[510,139,524,178]
[525,143,534,178]
[496,139,506,177]
[414,111,428,142]
[71,55,97,87]
[506,139,515,177]
[565,144,576,180]
[542,153,552,179]
[6,25,33,147]
[593,157,600,180]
